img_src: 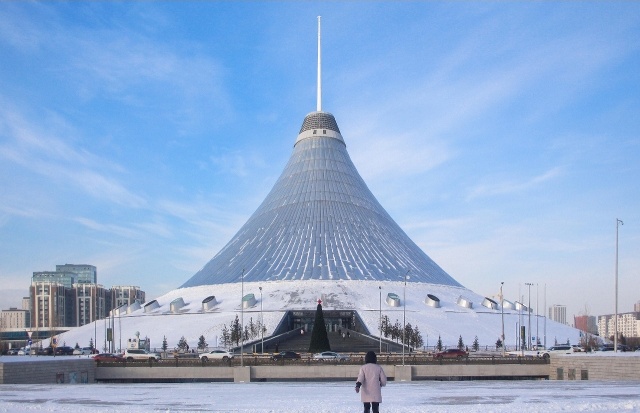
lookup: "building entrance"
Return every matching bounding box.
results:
[290,310,356,333]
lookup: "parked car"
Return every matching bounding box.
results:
[600,344,631,352]
[38,347,54,356]
[92,353,125,362]
[433,349,468,360]
[123,349,161,362]
[54,346,75,355]
[73,347,94,355]
[312,351,349,361]
[199,349,234,362]
[271,351,301,361]
[17,347,29,355]
[6,348,19,355]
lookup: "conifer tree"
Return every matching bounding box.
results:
[162,336,168,352]
[472,336,479,351]
[458,335,464,350]
[198,335,207,350]
[308,300,331,352]
[436,335,443,351]
[177,336,188,350]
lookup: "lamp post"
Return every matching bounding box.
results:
[525,283,533,350]
[536,283,539,349]
[240,268,245,367]
[500,282,505,356]
[615,218,623,352]
[379,286,382,354]
[259,286,264,354]
[402,270,410,366]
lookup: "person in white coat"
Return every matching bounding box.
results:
[355,351,387,413]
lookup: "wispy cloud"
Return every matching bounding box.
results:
[0,103,147,209]
[466,167,563,200]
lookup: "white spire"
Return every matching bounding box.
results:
[317,16,322,112]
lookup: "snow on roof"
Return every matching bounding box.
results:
[50,280,581,352]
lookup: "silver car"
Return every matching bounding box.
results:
[312,351,349,361]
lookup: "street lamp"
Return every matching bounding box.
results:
[525,283,533,350]
[240,268,245,367]
[402,270,410,366]
[615,218,623,352]
[259,286,264,354]
[379,286,382,354]
[500,282,505,356]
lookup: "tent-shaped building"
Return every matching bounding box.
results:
[54,21,580,353]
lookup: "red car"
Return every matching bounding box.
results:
[433,349,468,360]
[92,353,125,362]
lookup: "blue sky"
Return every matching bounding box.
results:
[1,2,638,320]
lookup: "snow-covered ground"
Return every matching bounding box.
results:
[48,280,580,353]
[0,380,639,412]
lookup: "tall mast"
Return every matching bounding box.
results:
[317,16,322,112]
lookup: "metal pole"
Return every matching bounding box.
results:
[241,268,245,367]
[259,286,263,354]
[615,218,623,352]
[536,283,539,349]
[379,286,382,354]
[402,270,409,366]
[500,282,505,356]
[317,16,322,111]
[544,283,547,350]
[525,283,533,350]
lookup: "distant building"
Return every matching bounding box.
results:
[32,271,76,289]
[549,305,567,325]
[74,283,109,327]
[111,286,145,309]
[574,315,597,335]
[30,281,73,329]
[0,308,30,329]
[634,301,640,312]
[597,312,640,339]
[56,264,97,284]
[28,264,145,328]
[21,296,30,311]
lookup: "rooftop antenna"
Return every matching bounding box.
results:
[317,16,322,112]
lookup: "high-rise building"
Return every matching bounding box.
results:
[549,305,567,325]
[634,301,640,312]
[56,264,97,284]
[574,315,597,335]
[28,264,145,329]
[74,283,109,327]
[597,312,640,339]
[29,282,73,329]
[32,271,76,289]
[21,296,31,311]
[111,286,145,309]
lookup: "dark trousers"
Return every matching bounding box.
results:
[363,402,379,413]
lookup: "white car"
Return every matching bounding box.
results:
[312,351,349,361]
[539,345,574,358]
[123,349,161,361]
[73,347,94,355]
[199,349,234,362]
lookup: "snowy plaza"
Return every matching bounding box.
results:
[1,380,640,413]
